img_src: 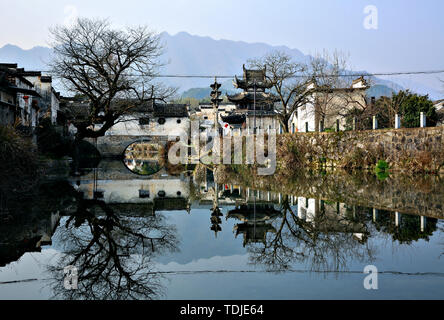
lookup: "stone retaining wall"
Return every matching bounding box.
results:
[277,126,444,173]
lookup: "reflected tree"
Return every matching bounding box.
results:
[48,196,179,300]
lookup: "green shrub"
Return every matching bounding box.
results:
[375,160,389,173]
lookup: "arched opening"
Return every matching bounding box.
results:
[123,141,163,176]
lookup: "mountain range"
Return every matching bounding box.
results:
[0,31,441,100]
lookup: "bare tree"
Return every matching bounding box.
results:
[50,18,176,141]
[306,50,357,131]
[248,51,312,133]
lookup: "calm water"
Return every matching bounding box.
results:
[0,158,443,300]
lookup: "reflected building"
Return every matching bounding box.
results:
[0,182,76,267]
[227,202,282,247]
[0,210,59,267]
[71,164,192,216]
[297,197,370,243]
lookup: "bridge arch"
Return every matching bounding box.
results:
[85,135,168,158]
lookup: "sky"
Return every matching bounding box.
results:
[0,0,443,79]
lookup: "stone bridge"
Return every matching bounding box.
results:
[85,135,169,158]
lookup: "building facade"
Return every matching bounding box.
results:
[297,77,370,132]
[105,102,190,138]
[0,63,41,129]
[19,71,60,125]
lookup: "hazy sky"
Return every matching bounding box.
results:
[1,0,443,74]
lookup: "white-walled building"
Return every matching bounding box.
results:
[19,71,60,124]
[434,99,444,126]
[297,77,370,132]
[0,63,41,128]
[106,103,190,138]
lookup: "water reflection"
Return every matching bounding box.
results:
[123,141,163,176]
[48,195,178,300]
[0,160,443,299]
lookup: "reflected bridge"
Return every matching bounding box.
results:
[85,135,168,158]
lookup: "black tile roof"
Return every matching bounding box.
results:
[153,103,188,118]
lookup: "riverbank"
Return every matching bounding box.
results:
[215,165,444,219]
[276,126,444,174]
[0,125,72,195]
[0,125,41,193]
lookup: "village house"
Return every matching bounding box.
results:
[0,63,41,129]
[195,102,236,131]
[105,102,190,138]
[434,99,444,126]
[59,98,190,139]
[297,76,370,132]
[224,65,281,134]
[18,71,60,125]
[0,69,17,126]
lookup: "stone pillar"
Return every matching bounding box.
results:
[278,193,282,204]
[352,117,357,131]
[395,114,401,129]
[373,116,378,130]
[420,112,426,128]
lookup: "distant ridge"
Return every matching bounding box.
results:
[0,44,52,70]
[0,32,440,99]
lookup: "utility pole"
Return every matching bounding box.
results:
[210,77,223,135]
[253,79,257,134]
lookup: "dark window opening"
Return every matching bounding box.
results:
[94,191,104,199]
[139,190,150,198]
[158,118,166,125]
[139,118,150,125]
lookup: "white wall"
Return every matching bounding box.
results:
[297,197,317,222]
[297,103,316,132]
[106,114,190,137]
[76,179,190,204]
